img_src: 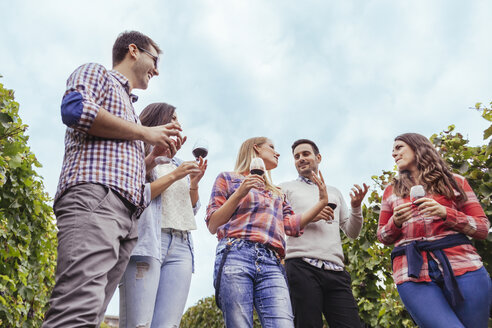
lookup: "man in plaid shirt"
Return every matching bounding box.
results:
[43,31,183,327]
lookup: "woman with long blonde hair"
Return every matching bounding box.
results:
[206,137,329,327]
[378,133,490,328]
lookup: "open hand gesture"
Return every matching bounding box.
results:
[310,170,328,205]
[350,183,369,208]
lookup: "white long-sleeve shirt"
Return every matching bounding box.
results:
[280,177,363,267]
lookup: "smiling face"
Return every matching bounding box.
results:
[392,140,417,174]
[293,143,321,177]
[132,45,160,90]
[254,139,280,170]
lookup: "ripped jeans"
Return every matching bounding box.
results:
[119,229,193,328]
[213,238,294,328]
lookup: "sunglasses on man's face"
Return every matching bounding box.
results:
[136,46,159,69]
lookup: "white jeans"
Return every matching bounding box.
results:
[119,229,193,328]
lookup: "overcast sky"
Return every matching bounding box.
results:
[1,0,491,317]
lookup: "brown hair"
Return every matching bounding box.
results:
[392,133,466,201]
[139,102,176,156]
[291,139,320,155]
[112,31,162,67]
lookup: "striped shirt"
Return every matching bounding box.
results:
[55,63,149,215]
[377,174,489,285]
[302,257,344,271]
[206,171,302,258]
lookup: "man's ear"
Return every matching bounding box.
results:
[127,44,139,60]
[316,153,322,164]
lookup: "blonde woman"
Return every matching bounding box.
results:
[206,137,329,327]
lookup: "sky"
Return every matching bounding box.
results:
[1,0,491,317]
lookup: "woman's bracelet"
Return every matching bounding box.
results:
[190,187,198,191]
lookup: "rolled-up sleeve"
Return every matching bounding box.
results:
[282,195,303,237]
[60,63,107,132]
[377,185,403,245]
[444,176,490,239]
[205,173,229,226]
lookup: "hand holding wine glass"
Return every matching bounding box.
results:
[190,157,208,187]
[410,185,426,203]
[192,138,209,160]
[152,135,187,165]
[411,185,447,218]
[250,157,266,176]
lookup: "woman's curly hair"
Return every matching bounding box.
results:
[392,133,467,201]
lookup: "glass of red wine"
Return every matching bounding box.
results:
[250,157,265,175]
[192,138,209,160]
[325,202,337,224]
[410,185,426,219]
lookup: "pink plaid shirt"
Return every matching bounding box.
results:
[206,172,303,258]
[378,174,489,284]
[55,63,148,214]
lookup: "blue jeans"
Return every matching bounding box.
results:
[119,229,193,328]
[397,264,492,328]
[213,238,294,328]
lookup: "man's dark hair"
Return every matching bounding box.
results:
[112,31,162,67]
[291,139,320,155]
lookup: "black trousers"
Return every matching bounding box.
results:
[285,258,362,328]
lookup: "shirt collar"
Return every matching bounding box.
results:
[297,175,315,185]
[109,70,139,103]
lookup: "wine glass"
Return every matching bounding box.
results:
[250,157,265,175]
[325,202,337,224]
[410,185,426,202]
[410,185,426,220]
[192,138,209,160]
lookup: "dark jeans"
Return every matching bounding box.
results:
[42,183,138,328]
[285,258,362,328]
[397,262,492,328]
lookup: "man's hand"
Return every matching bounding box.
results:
[312,205,334,223]
[144,122,183,151]
[150,135,187,159]
[310,170,328,206]
[350,183,369,208]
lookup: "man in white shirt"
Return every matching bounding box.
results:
[280,139,369,328]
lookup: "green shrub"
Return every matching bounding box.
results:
[0,77,57,327]
[342,107,491,327]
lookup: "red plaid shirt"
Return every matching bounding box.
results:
[378,174,489,285]
[206,172,302,258]
[55,63,148,214]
